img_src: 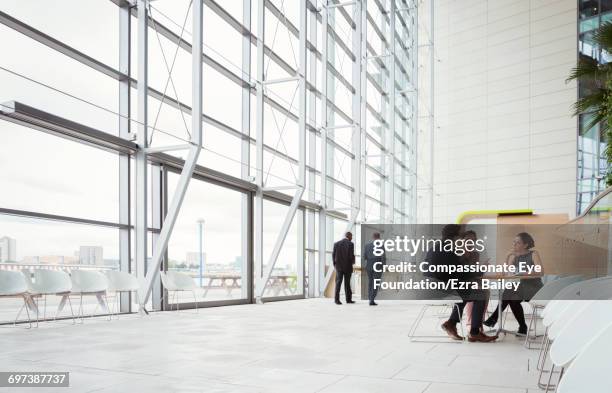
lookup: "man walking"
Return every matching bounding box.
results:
[364,232,385,306]
[332,232,355,304]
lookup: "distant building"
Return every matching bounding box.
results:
[79,246,104,265]
[0,236,16,262]
[23,255,78,265]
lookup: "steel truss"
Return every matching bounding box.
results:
[135,0,204,309]
[0,0,418,307]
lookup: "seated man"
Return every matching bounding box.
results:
[425,224,497,343]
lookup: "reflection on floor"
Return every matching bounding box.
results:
[0,298,542,393]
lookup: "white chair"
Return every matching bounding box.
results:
[576,276,612,299]
[27,269,74,324]
[544,301,612,391]
[0,270,34,328]
[557,321,612,393]
[161,271,199,312]
[408,294,466,343]
[525,275,583,348]
[536,277,612,388]
[104,271,140,318]
[535,279,593,380]
[70,270,110,322]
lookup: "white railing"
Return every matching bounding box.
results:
[0,263,118,272]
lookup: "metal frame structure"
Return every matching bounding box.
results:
[0,0,418,315]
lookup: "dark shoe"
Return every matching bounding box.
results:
[369,301,378,306]
[468,332,498,343]
[441,321,463,341]
[483,318,496,328]
[347,300,356,304]
[516,325,528,337]
[335,300,342,305]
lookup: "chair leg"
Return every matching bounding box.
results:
[79,294,84,323]
[543,363,561,391]
[192,290,198,313]
[104,294,112,321]
[537,328,549,371]
[17,296,32,329]
[538,337,558,389]
[15,302,25,325]
[408,304,428,338]
[135,291,142,316]
[23,297,32,329]
[115,293,120,319]
[524,306,536,348]
[35,296,40,327]
[556,367,564,393]
[67,297,75,325]
[533,307,539,339]
[171,291,178,312]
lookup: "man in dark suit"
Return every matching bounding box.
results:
[364,232,385,306]
[333,232,355,304]
[425,224,497,343]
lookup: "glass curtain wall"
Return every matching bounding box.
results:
[0,0,417,319]
[577,0,611,213]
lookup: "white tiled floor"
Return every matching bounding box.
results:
[0,299,542,392]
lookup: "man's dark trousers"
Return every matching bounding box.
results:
[335,269,352,302]
[367,269,382,303]
[448,289,487,335]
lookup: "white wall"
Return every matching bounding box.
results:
[424,0,578,223]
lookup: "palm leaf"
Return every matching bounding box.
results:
[593,22,612,53]
[583,110,607,132]
[571,90,607,116]
[567,56,601,83]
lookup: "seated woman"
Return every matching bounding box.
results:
[461,230,490,333]
[484,232,543,336]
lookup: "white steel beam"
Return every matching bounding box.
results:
[348,0,363,230]
[324,1,357,9]
[307,0,317,298]
[428,0,434,223]
[296,0,308,297]
[359,0,367,227]
[253,0,265,302]
[134,0,149,295]
[241,0,252,301]
[118,1,132,313]
[262,76,300,85]
[387,0,397,223]
[139,0,203,306]
[144,144,192,154]
[318,0,330,296]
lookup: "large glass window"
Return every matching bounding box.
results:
[0,125,123,323]
[577,0,610,213]
[0,0,417,318]
[262,198,303,298]
[0,121,120,223]
[0,214,120,323]
[166,171,248,305]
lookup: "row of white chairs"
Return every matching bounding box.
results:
[529,276,612,392]
[0,269,200,327]
[0,269,140,327]
[524,275,584,348]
